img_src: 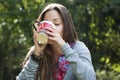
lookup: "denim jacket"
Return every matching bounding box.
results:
[16,41,96,80]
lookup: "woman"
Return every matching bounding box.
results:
[16,3,96,80]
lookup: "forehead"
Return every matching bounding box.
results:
[44,10,62,21]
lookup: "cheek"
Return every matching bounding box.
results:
[56,25,63,36]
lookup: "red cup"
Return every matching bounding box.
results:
[36,21,55,44]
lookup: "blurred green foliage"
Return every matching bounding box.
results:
[0,0,120,80]
[96,69,120,80]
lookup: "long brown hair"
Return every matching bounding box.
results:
[23,3,78,80]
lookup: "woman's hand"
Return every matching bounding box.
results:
[33,30,47,56]
[45,26,66,52]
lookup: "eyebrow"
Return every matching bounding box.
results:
[53,17,61,21]
[53,18,62,24]
[44,17,61,22]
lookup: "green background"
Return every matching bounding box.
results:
[0,0,120,80]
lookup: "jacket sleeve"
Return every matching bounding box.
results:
[61,41,96,80]
[16,56,38,80]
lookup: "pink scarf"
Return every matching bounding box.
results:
[53,55,69,80]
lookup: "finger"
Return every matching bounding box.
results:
[45,26,55,32]
[50,25,56,30]
[47,37,55,44]
[45,30,54,37]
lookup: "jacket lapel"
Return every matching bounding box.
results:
[63,66,77,80]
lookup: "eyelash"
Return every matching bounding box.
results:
[55,24,60,26]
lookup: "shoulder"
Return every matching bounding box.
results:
[73,40,88,49]
[75,40,85,45]
[73,40,90,55]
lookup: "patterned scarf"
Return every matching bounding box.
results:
[53,42,75,80]
[53,55,69,80]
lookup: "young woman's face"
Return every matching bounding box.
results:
[44,10,64,37]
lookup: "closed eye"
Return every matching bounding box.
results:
[55,24,60,26]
